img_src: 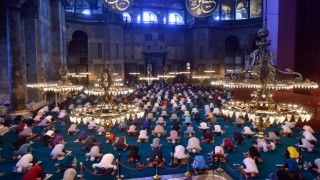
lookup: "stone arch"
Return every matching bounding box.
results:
[225,35,241,57]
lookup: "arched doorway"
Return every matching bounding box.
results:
[67,30,89,85]
[225,36,241,71]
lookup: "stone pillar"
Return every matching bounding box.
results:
[5,1,27,112]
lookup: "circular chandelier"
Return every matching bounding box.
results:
[70,61,144,131]
[42,65,83,100]
[212,27,318,138]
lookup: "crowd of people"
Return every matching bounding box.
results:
[0,82,319,179]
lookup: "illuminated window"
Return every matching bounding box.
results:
[82,9,91,15]
[163,12,183,25]
[123,12,131,22]
[137,11,158,24]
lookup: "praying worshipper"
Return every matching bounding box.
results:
[254,138,276,152]
[82,136,97,150]
[147,147,164,167]
[242,126,256,138]
[50,144,66,160]
[38,115,53,129]
[127,124,138,136]
[183,116,192,126]
[19,127,33,139]
[106,133,116,144]
[302,131,317,145]
[183,111,191,118]
[284,121,297,129]
[302,125,315,134]
[186,137,202,153]
[166,130,181,143]
[174,145,188,164]
[311,158,320,175]
[156,117,166,126]
[171,121,182,132]
[205,112,214,121]
[118,119,128,131]
[146,113,155,121]
[43,130,55,147]
[160,110,168,118]
[169,113,179,122]
[132,115,141,126]
[127,145,141,163]
[198,122,210,132]
[22,165,45,180]
[202,129,214,143]
[152,124,166,137]
[233,117,245,127]
[269,168,295,180]
[138,130,149,142]
[13,136,28,150]
[298,138,314,152]
[55,154,77,173]
[86,145,103,162]
[150,138,162,149]
[15,123,26,134]
[192,112,202,123]
[212,125,226,136]
[67,124,78,135]
[207,116,218,126]
[62,168,77,180]
[78,131,88,142]
[14,154,34,173]
[211,145,228,163]
[141,119,151,131]
[285,146,301,160]
[13,143,32,160]
[265,131,281,144]
[192,155,209,175]
[240,156,259,179]
[280,124,293,137]
[221,138,237,152]
[243,145,263,163]
[92,154,117,175]
[283,158,303,179]
[96,126,106,135]
[88,121,98,130]
[52,135,64,147]
[184,125,195,137]
[112,136,129,151]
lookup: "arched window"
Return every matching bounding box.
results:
[222,0,234,20]
[137,11,158,24]
[164,12,184,25]
[236,1,248,20]
[123,12,131,23]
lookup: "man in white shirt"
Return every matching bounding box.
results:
[241,157,259,179]
[50,144,66,159]
[92,154,116,175]
[63,168,77,180]
[85,146,103,161]
[15,154,34,173]
[302,131,317,144]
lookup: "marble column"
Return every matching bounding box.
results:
[5,1,27,112]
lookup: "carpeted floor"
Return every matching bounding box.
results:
[0,106,319,180]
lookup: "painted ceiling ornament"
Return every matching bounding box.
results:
[103,0,132,14]
[186,0,219,18]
